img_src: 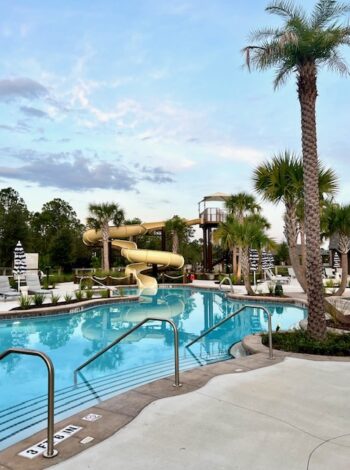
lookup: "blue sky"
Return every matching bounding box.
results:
[1,0,350,240]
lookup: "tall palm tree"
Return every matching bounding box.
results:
[225,193,261,278]
[322,203,350,296]
[165,215,188,253]
[244,0,350,339]
[253,151,337,292]
[214,214,273,295]
[86,202,125,272]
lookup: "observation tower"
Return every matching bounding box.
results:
[198,193,230,272]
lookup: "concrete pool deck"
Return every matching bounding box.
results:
[1,348,350,469]
[47,355,350,470]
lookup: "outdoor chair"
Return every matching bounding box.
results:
[287,267,296,279]
[265,269,291,284]
[324,267,335,279]
[335,268,343,280]
[0,276,20,300]
[26,272,51,295]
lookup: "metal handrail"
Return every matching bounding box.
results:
[74,316,182,387]
[219,276,234,293]
[79,275,119,294]
[186,304,274,359]
[0,348,58,458]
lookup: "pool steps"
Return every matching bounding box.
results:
[0,351,229,449]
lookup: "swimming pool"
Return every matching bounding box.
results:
[0,287,306,450]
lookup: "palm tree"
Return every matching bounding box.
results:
[322,203,350,296]
[214,214,273,295]
[244,0,350,339]
[165,215,187,253]
[86,203,125,272]
[225,193,261,278]
[253,151,337,292]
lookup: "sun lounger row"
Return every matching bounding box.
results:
[0,273,51,300]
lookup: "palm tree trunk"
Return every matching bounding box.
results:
[237,247,242,281]
[284,207,307,291]
[335,252,348,296]
[102,223,110,272]
[172,232,179,253]
[241,248,254,295]
[298,62,326,340]
[232,245,237,275]
[299,222,307,269]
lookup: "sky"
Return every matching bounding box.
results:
[1,0,350,241]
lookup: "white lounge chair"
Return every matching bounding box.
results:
[26,273,51,295]
[287,267,296,279]
[0,276,20,300]
[324,267,335,279]
[265,269,291,284]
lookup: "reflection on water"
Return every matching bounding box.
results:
[0,288,306,410]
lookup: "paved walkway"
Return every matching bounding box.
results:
[51,357,350,470]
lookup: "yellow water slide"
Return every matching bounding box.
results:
[83,219,200,293]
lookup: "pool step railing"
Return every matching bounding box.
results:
[0,352,229,448]
[218,276,234,293]
[0,348,58,459]
[186,304,274,359]
[74,316,182,387]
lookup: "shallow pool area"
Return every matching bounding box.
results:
[0,288,306,450]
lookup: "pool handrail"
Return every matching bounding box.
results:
[0,347,58,458]
[74,316,182,387]
[79,275,120,295]
[186,304,274,359]
[219,276,234,293]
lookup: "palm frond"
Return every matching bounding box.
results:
[266,0,307,23]
[249,27,283,42]
[274,63,295,88]
[312,0,350,28]
[325,49,349,74]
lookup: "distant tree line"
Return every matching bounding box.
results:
[0,187,91,271]
[0,189,202,272]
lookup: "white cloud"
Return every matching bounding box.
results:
[209,143,266,165]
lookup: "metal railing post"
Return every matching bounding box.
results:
[186,304,274,360]
[0,348,58,458]
[219,276,234,293]
[74,316,182,387]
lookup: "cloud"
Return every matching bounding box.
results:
[0,121,31,133]
[0,78,48,101]
[208,143,266,165]
[137,164,175,183]
[0,149,136,191]
[0,148,175,191]
[20,106,50,119]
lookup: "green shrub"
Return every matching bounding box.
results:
[85,290,93,300]
[262,330,350,356]
[119,287,125,296]
[33,293,45,306]
[19,295,32,309]
[100,289,110,298]
[51,293,60,305]
[80,278,93,290]
[274,283,283,296]
[75,290,84,301]
[64,293,73,303]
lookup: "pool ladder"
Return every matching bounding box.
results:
[186,304,274,360]
[218,276,234,293]
[0,348,58,458]
[74,316,182,387]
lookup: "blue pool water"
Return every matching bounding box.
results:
[0,287,306,449]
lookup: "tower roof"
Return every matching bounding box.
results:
[200,192,231,203]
